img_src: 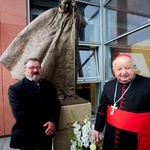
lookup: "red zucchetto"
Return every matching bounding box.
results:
[114,54,132,60]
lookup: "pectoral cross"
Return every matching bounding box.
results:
[110,103,117,115]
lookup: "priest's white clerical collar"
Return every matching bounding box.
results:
[26,76,41,84]
[26,76,32,81]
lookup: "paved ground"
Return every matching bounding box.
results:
[0,136,18,150]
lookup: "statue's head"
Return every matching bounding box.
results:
[59,0,76,12]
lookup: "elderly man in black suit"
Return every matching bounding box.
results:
[8,58,61,150]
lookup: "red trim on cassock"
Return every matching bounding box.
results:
[97,111,105,115]
[107,105,150,150]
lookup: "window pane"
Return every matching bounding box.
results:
[80,0,100,5]
[108,26,150,46]
[79,3,100,42]
[76,83,100,116]
[106,26,150,79]
[30,0,58,20]
[78,46,99,78]
[106,0,150,40]
[107,0,150,15]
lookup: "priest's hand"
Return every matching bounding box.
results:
[93,130,100,144]
[43,121,56,136]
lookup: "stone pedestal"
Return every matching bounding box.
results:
[54,97,91,150]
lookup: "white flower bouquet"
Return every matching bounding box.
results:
[70,110,103,150]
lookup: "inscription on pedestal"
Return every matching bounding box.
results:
[54,99,91,150]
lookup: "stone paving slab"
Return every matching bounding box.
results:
[0,136,18,150]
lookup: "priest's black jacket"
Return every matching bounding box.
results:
[95,74,150,150]
[8,77,61,149]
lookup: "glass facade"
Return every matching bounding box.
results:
[105,0,150,81]
[28,0,150,118]
[80,3,100,42]
[106,0,150,40]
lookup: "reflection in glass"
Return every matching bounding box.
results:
[108,26,150,46]
[78,46,99,78]
[106,0,150,40]
[77,83,100,116]
[79,3,100,42]
[106,26,150,79]
[30,0,58,20]
[106,0,150,15]
[79,0,100,5]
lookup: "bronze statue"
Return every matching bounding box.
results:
[0,0,86,100]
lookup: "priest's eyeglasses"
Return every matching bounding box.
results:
[27,66,41,70]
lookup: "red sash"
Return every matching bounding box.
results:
[107,105,150,150]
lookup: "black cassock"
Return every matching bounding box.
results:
[95,74,150,150]
[8,77,61,149]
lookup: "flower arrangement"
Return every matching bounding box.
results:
[70,110,103,150]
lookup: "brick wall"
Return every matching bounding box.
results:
[0,0,26,136]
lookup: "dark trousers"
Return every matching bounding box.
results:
[20,139,52,150]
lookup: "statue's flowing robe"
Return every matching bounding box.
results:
[0,7,86,98]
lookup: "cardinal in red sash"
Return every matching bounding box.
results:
[94,54,150,150]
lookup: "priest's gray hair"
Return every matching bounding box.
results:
[23,58,41,68]
[112,56,135,67]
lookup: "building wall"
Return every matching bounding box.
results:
[1,0,150,137]
[0,0,26,136]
